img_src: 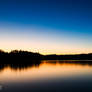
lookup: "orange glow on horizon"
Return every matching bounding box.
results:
[0,48,92,55]
[0,38,92,55]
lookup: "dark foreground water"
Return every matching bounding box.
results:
[0,60,92,92]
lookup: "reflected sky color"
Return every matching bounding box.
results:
[0,0,92,54]
[0,61,92,84]
[1,60,92,92]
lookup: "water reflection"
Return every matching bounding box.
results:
[0,63,41,72]
[0,60,92,72]
[0,60,92,92]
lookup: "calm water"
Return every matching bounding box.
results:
[0,60,92,92]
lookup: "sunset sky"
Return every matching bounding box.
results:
[0,0,92,54]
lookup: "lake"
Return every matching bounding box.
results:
[0,60,92,92]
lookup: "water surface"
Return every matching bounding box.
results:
[0,60,92,92]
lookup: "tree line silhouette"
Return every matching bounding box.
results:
[0,50,92,63]
[0,50,42,63]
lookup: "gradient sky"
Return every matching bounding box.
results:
[0,0,92,54]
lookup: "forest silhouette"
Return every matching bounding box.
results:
[0,49,92,71]
[0,50,92,63]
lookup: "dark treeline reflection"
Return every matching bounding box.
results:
[0,60,92,72]
[0,62,41,72]
[45,60,92,66]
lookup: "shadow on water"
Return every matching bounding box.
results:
[0,60,92,72]
[44,60,92,66]
[0,62,41,72]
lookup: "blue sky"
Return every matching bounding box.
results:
[0,0,92,54]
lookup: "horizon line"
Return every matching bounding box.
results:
[0,49,92,55]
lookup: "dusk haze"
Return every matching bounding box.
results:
[0,0,92,54]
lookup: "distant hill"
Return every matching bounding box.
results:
[44,54,92,60]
